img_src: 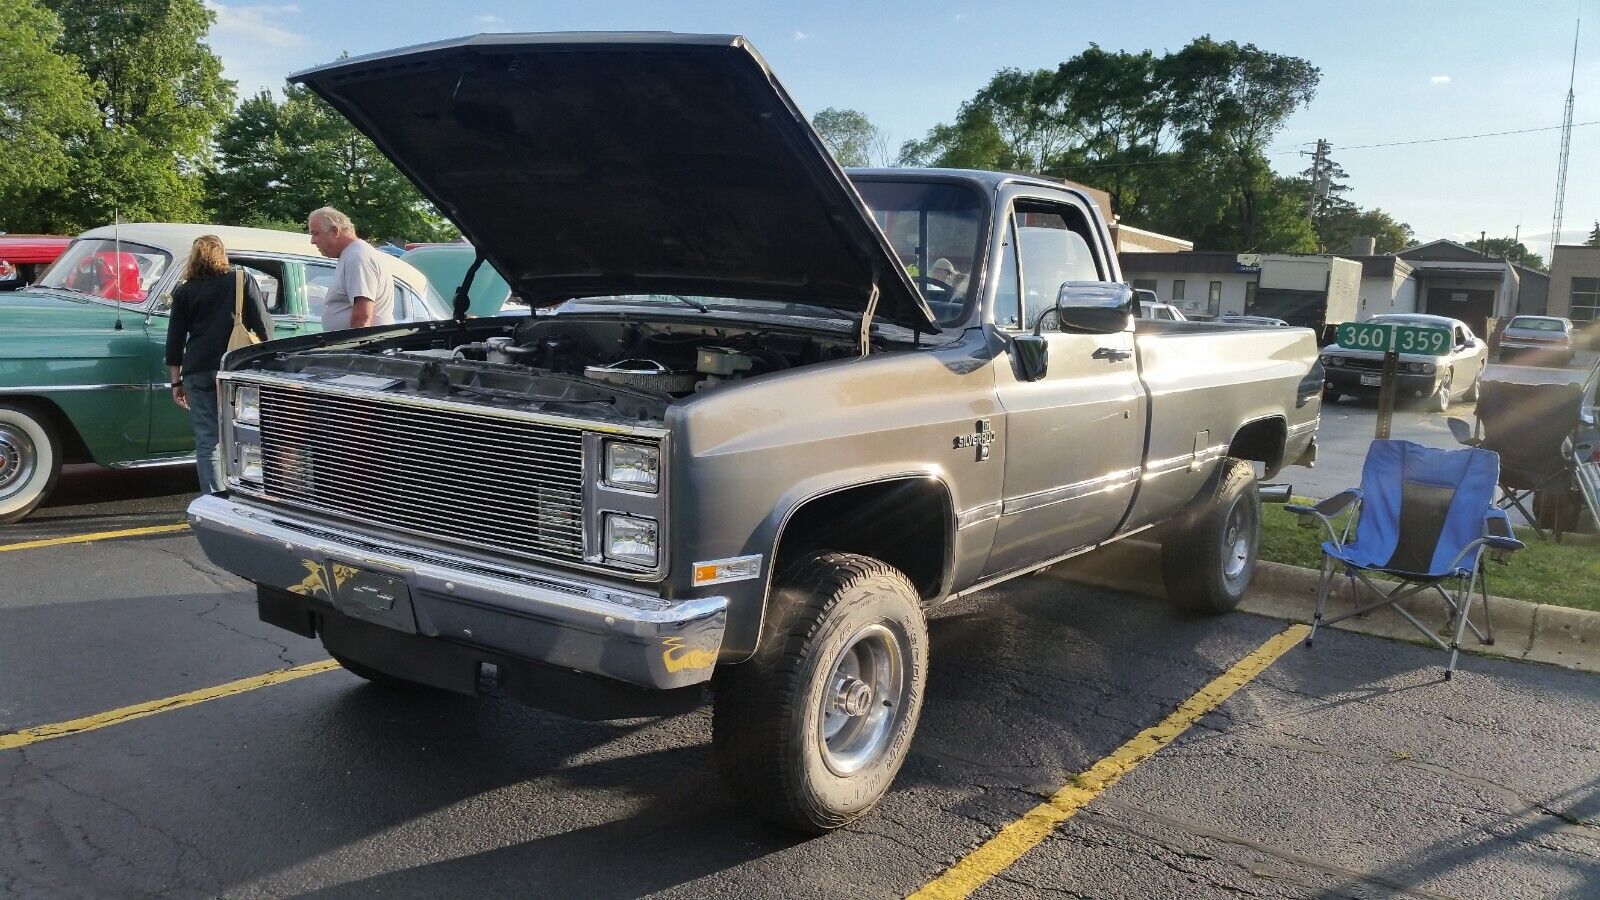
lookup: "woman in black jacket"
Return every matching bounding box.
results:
[164,235,271,494]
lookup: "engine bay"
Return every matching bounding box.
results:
[248,315,867,426]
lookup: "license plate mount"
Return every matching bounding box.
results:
[329,563,418,634]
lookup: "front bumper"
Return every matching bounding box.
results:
[1324,368,1440,396]
[186,494,727,691]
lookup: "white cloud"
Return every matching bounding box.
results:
[474,14,502,25]
[205,2,306,49]
[1430,75,1451,85]
[793,30,808,41]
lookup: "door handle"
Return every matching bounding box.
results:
[1092,346,1132,362]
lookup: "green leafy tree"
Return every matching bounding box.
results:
[207,85,456,243]
[40,0,235,227]
[1476,236,1544,270]
[0,0,96,232]
[1587,221,1600,246]
[1053,46,1171,217]
[899,69,1074,173]
[811,107,887,168]
[1158,37,1320,250]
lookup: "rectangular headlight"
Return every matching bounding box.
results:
[603,514,658,567]
[605,441,659,493]
[233,384,260,425]
[239,444,263,483]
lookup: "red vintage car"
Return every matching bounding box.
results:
[0,235,71,290]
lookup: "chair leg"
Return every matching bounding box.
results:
[1307,557,1334,647]
[1445,570,1481,679]
[1504,490,1547,540]
[1478,560,1495,647]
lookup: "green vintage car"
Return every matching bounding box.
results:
[0,222,450,523]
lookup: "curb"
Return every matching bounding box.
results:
[1046,540,1599,674]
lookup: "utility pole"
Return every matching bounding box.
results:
[1550,14,1580,259]
[1305,139,1330,221]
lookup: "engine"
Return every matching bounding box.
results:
[441,318,860,398]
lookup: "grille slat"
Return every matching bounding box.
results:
[256,383,590,562]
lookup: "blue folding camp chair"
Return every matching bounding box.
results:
[1287,440,1525,677]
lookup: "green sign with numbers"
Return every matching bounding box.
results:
[1335,321,1451,354]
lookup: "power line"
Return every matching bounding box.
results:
[1310,119,1600,154]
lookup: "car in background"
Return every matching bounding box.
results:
[1219,314,1290,327]
[400,242,515,316]
[0,235,70,291]
[1133,288,1187,322]
[1319,312,1488,412]
[0,222,450,523]
[1499,315,1575,367]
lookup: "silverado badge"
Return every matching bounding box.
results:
[953,419,997,461]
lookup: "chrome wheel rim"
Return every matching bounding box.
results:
[818,623,907,777]
[1437,376,1451,409]
[0,423,37,501]
[1223,500,1253,581]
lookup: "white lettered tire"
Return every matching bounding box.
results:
[713,552,928,833]
[0,404,62,524]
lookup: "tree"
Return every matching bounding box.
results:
[37,0,234,228]
[1159,37,1320,250]
[811,108,889,168]
[1476,236,1544,270]
[898,68,1075,173]
[1588,221,1600,246]
[1053,45,1171,217]
[0,0,96,232]
[207,86,457,243]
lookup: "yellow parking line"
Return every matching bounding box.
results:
[0,523,190,552]
[909,623,1310,900]
[0,659,340,751]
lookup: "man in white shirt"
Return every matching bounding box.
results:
[307,206,395,331]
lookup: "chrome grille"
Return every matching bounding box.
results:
[254,383,587,563]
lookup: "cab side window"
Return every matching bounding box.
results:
[1012,200,1103,331]
[304,261,336,322]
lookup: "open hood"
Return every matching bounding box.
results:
[291,33,936,332]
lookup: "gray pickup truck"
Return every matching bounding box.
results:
[188,33,1321,833]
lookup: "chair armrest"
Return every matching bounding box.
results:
[1483,510,1526,553]
[1447,417,1480,447]
[1285,489,1361,546]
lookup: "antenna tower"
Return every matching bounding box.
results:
[1550,13,1581,258]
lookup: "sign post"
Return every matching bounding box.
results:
[1334,322,1453,440]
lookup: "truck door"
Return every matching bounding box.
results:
[984,198,1145,577]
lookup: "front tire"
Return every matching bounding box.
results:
[713,552,927,834]
[1161,458,1260,614]
[1430,373,1453,413]
[0,404,63,524]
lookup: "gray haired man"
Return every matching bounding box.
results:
[306,206,395,331]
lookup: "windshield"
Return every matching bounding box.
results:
[854,180,987,326]
[1509,317,1564,331]
[36,238,171,302]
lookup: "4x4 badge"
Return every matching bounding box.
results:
[953,419,996,461]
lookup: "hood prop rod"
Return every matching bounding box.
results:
[452,251,486,326]
[859,281,880,358]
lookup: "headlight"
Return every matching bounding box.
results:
[238,444,263,483]
[1319,355,1332,365]
[1421,363,1436,375]
[603,514,658,567]
[233,385,260,425]
[605,441,659,493]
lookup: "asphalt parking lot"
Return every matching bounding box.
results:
[3,462,1599,898]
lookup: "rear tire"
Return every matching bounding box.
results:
[713,552,927,834]
[1161,458,1260,614]
[0,403,62,524]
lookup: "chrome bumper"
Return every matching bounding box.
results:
[186,495,727,689]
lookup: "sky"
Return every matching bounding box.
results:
[202,0,1600,255]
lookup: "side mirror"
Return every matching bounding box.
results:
[1012,334,1048,381]
[1044,281,1135,334]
